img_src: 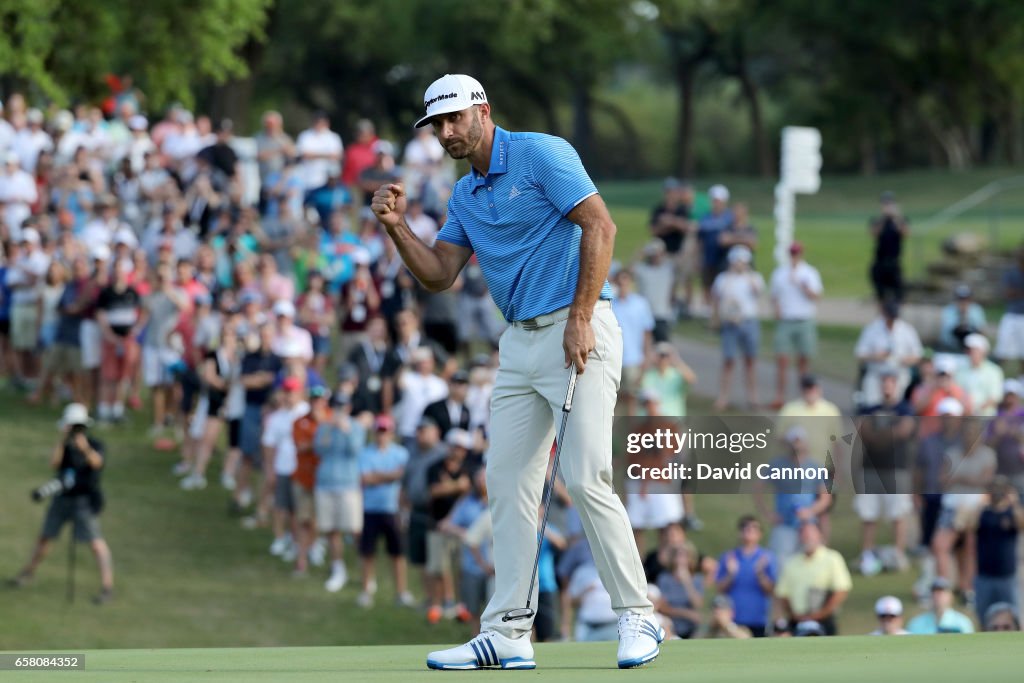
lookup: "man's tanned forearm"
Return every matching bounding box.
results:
[567,195,616,321]
[385,219,453,292]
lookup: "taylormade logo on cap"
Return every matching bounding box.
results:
[415,74,487,128]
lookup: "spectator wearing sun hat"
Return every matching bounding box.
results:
[956,333,1003,416]
[769,241,823,408]
[869,596,909,635]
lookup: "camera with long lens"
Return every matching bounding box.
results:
[31,469,76,502]
[30,424,85,502]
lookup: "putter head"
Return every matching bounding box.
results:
[502,607,535,622]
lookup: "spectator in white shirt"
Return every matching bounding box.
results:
[769,242,824,408]
[397,347,448,448]
[124,116,155,174]
[956,334,1003,416]
[854,300,923,407]
[712,245,765,410]
[12,109,53,173]
[612,269,655,416]
[263,376,311,561]
[405,197,438,246]
[0,151,38,239]
[80,194,125,250]
[633,240,676,344]
[7,228,51,385]
[0,100,14,154]
[569,561,621,642]
[402,126,446,201]
[296,111,343,192]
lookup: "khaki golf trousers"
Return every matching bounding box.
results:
[480,302,653,639]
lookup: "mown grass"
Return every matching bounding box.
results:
[604,168,1024,297]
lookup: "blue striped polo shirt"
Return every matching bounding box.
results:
[436,126,613,321]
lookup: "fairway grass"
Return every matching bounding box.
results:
[6,635,1019,682]
[603,168,1024,298]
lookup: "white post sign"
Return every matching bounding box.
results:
[775,126,822,265]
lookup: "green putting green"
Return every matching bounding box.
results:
[6,634,1019,682]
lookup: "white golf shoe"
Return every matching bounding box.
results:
[616,612,665,669]
[426,630,536,670]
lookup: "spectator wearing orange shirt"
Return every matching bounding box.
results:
[912,354,971,417]
[292,385,331,577]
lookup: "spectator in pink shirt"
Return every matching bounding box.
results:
[258,253,295,304]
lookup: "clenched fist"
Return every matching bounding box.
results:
[371,183,407,230]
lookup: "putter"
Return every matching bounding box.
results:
[503,365,578,623]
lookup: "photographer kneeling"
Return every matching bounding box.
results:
[9,403,114,604]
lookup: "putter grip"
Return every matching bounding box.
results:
[562,367,578,412]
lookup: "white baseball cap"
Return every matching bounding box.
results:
[934,354,959,376]
[446,428,474,450]
[272,299,296,318]
[936,397,964,416]
[58,402,92,428]
[113,229,138,248]
[91,244,112,262]
[784,424,808,444]
[415,74,487,128]
[964,333,990,352]
[728,245,752,264]
[128,115,149,131]
[875,595,903,617]
[709,184,730,202]
[19,227,40,245]
[1004,378,1023,396]
[352,248,371,266]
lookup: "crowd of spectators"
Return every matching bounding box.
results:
[1,91,1022,639]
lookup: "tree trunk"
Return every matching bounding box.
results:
[676,65,696,178]
[1008,100,1024,165]
[571,80,593,166]
[738,70,771,177]
[592,98,643,176]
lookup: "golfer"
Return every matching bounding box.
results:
[372,74,662,670]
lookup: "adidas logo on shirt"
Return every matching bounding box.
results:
[508,185,521,200]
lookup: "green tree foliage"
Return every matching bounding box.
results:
[0,0,269,108]
[1,0,1021,175]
